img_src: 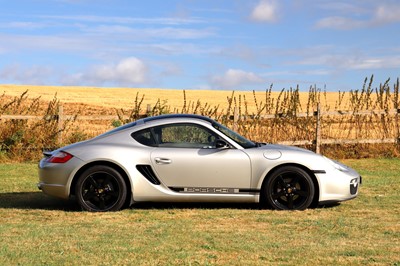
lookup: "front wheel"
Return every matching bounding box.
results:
[263,166,315,210]
[75,165,127,212]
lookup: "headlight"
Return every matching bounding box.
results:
[323,156,348,172]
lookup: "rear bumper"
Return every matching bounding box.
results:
[38,156,83,199]
[37,182,69,199]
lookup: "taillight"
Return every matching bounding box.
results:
[46,151,73,163]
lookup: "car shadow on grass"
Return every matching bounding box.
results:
[0,192,340,211]
[0,192,80,211]
[131,201,263,210]
[130,201,340,210]
[0,192,263,211]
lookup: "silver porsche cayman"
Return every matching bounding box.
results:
[38,114,361,212]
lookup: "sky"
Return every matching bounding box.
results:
[1,0,400,91]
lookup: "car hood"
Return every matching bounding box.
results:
[250,143,317,161]
[259,143,315,154]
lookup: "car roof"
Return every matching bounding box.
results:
[140,114,215,125]
[98,114,215,138]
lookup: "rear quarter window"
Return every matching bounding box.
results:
[132,129,157,147]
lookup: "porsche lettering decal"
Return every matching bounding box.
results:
[184,187,239,194]
[169,187,260,194]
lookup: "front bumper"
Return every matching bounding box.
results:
[317,166,362,203]
[350,176,362,195]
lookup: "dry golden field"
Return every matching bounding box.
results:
[1,84,342,114]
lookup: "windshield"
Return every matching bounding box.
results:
[212,122,257,149]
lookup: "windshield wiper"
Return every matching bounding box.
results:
[254,142,266,147]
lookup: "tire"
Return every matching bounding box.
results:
[263,166,315,210]
[75,165,127,212]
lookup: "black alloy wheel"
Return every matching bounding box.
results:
[264,166,315,210]
[75,165,127,212]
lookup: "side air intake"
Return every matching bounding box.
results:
[136,165,161,185]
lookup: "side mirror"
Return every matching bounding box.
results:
[215,139,230,149]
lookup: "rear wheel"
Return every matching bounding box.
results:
[263,166,314,210]
[75,165,127,212]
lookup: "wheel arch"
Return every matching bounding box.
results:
[70,161,133,207]
[260,163,320,208]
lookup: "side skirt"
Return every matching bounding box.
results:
[169,187,260,195]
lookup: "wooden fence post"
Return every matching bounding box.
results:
[57,104,64,145]
[233,107,238,132]
[395,78,399,144]
[146,104,152,116]
[315,103,321,154]
[397,108,400,144]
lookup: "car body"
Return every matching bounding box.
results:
[38,114,361,211]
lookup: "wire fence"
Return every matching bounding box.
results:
[2,104,398,154]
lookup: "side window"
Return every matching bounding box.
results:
[132,129,157,147]
[158,124,217,148]
[132,123,219,148]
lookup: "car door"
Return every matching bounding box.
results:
[148,123,251,189]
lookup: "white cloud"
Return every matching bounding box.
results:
[315,3,400,30]
[316,2,370,15]
[0,61,123,86]
[158,62,182,76]
[0,64,54,85]
[217,44,256,62]
[347,56,400,70]
[0,21,46,29]
[374,4,400,24]
[250,0,278,23]
[144,43,219,56]
[40,15,207,25]
[211,69,264,89]
[286,47,400,71]
[315,16,367,30]
[79,57,148,86]
[87,25,216,40]
[0,33,99,54]
[192,84,212,90]
[56,57,149,86]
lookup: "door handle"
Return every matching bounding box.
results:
[155,157,172,164]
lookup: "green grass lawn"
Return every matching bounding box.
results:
[0,159,399,265]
